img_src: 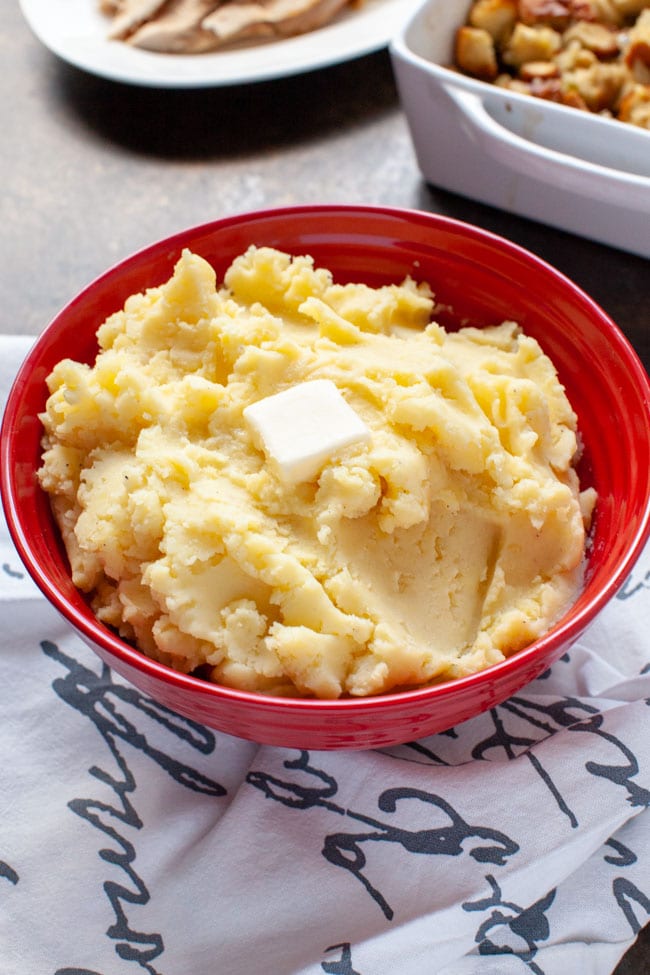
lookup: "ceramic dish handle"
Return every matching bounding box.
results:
[443,84,650,212]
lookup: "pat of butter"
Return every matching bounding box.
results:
[243,379,371,484]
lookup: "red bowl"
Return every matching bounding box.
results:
[2,205,649,749]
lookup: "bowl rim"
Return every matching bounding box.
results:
[2,202,650,714]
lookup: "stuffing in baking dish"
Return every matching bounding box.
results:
[454,0,650,128]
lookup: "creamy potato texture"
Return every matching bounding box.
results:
[38,247,594,698]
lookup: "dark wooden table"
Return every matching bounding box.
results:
[2,4,648,971]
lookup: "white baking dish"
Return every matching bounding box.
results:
[389,0,650,258]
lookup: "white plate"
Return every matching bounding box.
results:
[20,0,419,87]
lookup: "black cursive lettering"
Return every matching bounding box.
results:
[249,754,519,921]
[42,640,227,972]
[0,861,18,885]
[322,942,362,975]
[612,877,650,935]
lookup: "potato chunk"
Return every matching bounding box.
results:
[469,0,518,41]
[502,23,563,66]
[455,26,500,79]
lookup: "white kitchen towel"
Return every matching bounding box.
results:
[0,335,648,975]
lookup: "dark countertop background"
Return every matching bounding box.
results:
[2,7,649,368]
[1,4,648,971]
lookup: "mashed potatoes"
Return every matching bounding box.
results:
[38,247,595,698]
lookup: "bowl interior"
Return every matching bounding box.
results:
[2,205,650,734]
